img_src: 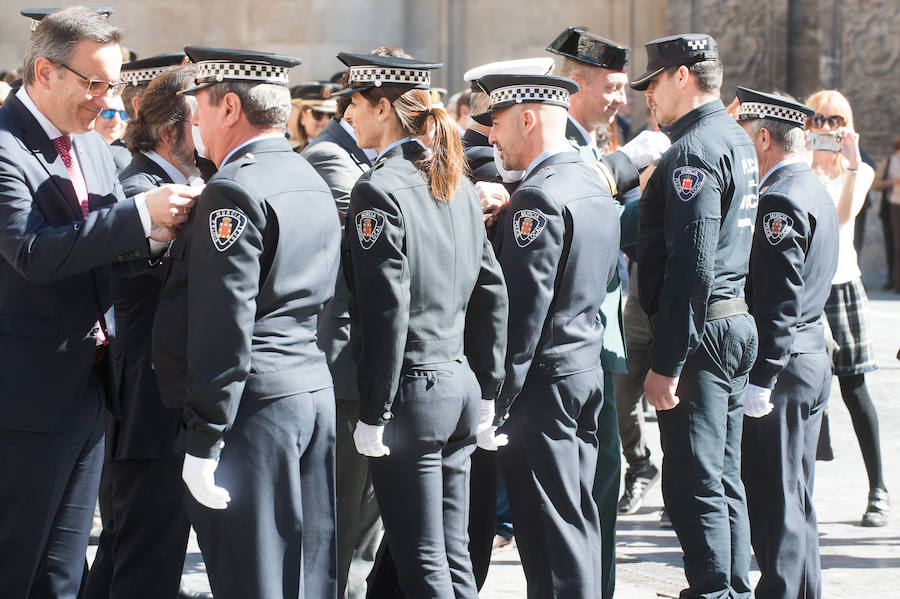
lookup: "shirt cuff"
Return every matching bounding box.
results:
[134,192,152,237]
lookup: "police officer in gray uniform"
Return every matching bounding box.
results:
[154,46,341,599]
[631,35,759,599]
[736,87,839,599]
[340,52,508,599]
[473,73,620,598]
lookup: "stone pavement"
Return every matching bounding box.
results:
[89,289,900,599]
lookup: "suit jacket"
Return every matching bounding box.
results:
[345,141,508,425]
[494,151,620,416]
[109,139,133,174]
[746,161,839,389]
[107,153,181,459]
[462,128,499,183]
[155,136,341,458]
[302,118,370,400]
[0,91,150,433]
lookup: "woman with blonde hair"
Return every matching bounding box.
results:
[340,52,508,597]
[806,89,888,526]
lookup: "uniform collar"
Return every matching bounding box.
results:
[143,150,188,185]
[523,146,570,180]
[376,136,426,163]
[462,128,490,147]
[220,133,285,167]
[16,86,64,141]
[661,99,725,142]
[566,114,594,147]
[760,155,806,187]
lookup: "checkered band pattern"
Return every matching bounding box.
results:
[489,85,570,108]
[196,62,291,85]
[121,66,179,87]
[348,66,431,87]
[686,39,709,51]
[739,101,807,126]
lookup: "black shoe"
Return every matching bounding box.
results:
[658,508,672,528]
[178,582,213,599]
[861,488,890,527]
[617,463,660,515]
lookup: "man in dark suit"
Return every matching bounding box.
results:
[0,8,197,598]
[82,67,211,599]
[474,73,621,598]
[737,88,839,599]
[300,75,376,599]
[160,45,341,599]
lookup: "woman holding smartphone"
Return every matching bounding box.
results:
[339,52,508,597]
[806,89,887,526]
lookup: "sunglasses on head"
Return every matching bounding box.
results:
[100,109,129,121]
[807,113,845,129]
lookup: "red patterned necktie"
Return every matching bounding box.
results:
[52,135,106,345]
[52,135,89,217]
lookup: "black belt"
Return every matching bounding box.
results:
[706,298,748,321]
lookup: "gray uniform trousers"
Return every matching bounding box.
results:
[613,295,654,471]
[742,351,830,599]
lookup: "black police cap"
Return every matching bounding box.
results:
[470,74,579,126]
[182,45,301,95]
[630,33,718,91]
[120,52,187,87]
[22,7,114,31]
[547,26,629,72]
[335,52,441,95]
[736,86,814,128]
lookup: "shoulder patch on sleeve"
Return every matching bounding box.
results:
[355,208,388,250]
[672,166,707,201]
[209,208,247,252]
[763,211,794,245]
[513,209,547,248]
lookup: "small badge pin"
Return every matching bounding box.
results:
[209,208,247,252]
[672,166,707,201]
[763,211,794,245]
[356,209,387,250]
[513,209,547,248]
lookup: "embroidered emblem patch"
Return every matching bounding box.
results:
[209,208,247,252]
[356,209,387,250]
[763,211,793,246]
[672,166,707,201]
[513,209,547,248]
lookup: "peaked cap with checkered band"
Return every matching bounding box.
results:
[121,52,187,87]
[334,52,441,96]
[181,45,301,95]
[631,34,718,91]
[22,7,113,31]
[470,74,579,126]
[735,86,814,128]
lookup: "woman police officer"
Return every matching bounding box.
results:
[338,52,509,598]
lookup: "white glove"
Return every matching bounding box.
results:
[620,130,671,170]
[743,384,774,418]
[353,421,390,457]
[182,453,230,510]
[476,400,508,451]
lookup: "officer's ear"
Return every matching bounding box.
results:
[519,107,536,134]
[674,65,690,90]
[221,92,243,127]
[757,126,772,152]
[375,97,392,122]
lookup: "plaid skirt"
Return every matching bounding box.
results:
[824,278,878,376]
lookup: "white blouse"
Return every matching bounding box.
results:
[825,163,875,284]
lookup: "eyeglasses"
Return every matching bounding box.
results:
[99,109,129,121]
[56,62,127,97]
[807,113,846,129]
[311,109,330,121]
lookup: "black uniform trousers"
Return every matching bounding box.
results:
[82,451,190,599]
[185,387,337,599]
[0,373,104,599]
[742,351,829,599]
[370,360,481,599]
[499,367,605,599]
[592,370,620,599]
[657,314,757,599]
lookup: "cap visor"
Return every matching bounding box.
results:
[179,80,217,95]
[629,66,665,91]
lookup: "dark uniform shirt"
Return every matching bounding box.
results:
[637,100,759,377]
[494,151,621,415]
[153,136,341,458]
[345,140,508,426]
[462,128,500,183]
[746,160,839,389]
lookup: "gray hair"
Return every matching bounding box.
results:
[24,6,122,86]
[667,59,723,95]
[207,81,291,130]
[744,118,805,154]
